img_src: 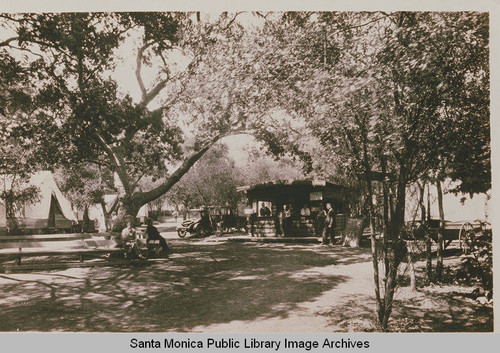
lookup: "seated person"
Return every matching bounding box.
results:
[144,218,169,254]
[260,205,271,217]
[120,219,145,259]
[300,205,311,217]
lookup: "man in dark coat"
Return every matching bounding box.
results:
[280,204,292,237]
[144,218,169,253]
[322,203,336,244]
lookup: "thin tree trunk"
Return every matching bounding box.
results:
[364,179,384,329]
[369,215,384,328]
[426,235,433,282]
[381,157,390,275]
[436,180,445,282]
[381,259,398,330]
[427,183,431,221]
[418,181,433,282]
[407,241,416,290]
[379,167,407,330]
[101,197,119,231]
[418,181,426,224]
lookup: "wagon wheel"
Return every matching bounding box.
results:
[459,222,476,254]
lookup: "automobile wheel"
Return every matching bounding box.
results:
[177,229,187,238]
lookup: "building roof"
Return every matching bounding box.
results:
[237,179,343,192]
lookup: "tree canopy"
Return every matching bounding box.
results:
[0,11,489,219]
[250,11,489,330]
[0,12,280,217]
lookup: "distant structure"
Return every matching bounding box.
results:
[405,179,491,223]
[238,180,346,237]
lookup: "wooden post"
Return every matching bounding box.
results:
[16,243,22,265]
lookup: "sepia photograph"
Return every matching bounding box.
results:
[0,4,493,334]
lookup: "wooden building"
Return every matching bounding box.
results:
[238,180,346,237]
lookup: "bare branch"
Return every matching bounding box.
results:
[7,44,44,59]
[143,77,169,106]
[223,12,244,30]
[0,36,18,47]
[135,44,148,102]
[254,12,271,20]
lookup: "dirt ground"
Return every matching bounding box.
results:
[0,238,493,332]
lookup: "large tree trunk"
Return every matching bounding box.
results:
[110,196,141,232]
[130,135,224,207]
[98,132,225,230]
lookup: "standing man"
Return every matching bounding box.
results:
[280,204,292,237]
[322,203,336,244]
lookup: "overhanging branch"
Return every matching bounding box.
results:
[132,129,252,206]
[132,134,224,205]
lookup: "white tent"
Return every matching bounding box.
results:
[76,194,150,232]
[0,171,77,230]
[405,179,490,223]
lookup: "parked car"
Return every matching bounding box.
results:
[176,208,214,238]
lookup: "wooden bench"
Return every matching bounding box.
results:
[0,233,123,267]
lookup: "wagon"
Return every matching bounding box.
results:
[415,219,491,254]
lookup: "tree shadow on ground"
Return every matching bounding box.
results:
[316,286,493,333]
[313,246,493,333]
[390,287,493,332]
[0,242,370,332]
[391,259,493,332]
[317,295,378,332]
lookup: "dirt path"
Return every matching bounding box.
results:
[189,243,492,333]
[0,240,492,332]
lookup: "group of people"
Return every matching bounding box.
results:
[281,202,336,242]
[119,217,169,259]
[253,202,335,241]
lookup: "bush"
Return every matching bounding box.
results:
[454,240,492,300]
